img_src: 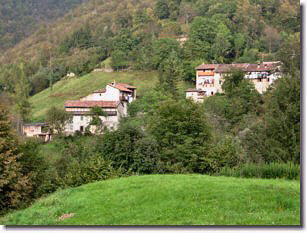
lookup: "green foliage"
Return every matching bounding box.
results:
[0,104,31,212]
[89,107,107,134]
[200,135,242,173]
[158,50,184,97]
[98,121,160,174]
[152,38,181,69]
[154,0,170,19]
[128,89,172,117]
[218,162,300,180]
[59,26,93,53]
[110,50,129,70]
[243,76,300,164]
[221,70,261,125]
[46,106,72,135]
[148,99,211,172]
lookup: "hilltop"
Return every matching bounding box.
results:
[0,174,300,225]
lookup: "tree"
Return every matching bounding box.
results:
[13,63,31,123]
[154,0,170,19]
[152,38,181,69]
[244,76,300,164]
[233,33,246,60]
[185,16,218,60]
[110,50,129,71]
[0,104,31,211]
[148,99,211,172]
[211,23,232,63]
[46,106,72,135]
[221,70,261,125]
[277,32,300,74]
[178,2,196,24]
[158,50,184,97]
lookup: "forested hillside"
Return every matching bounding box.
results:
[0,0,86,51]
[0,0,300,98]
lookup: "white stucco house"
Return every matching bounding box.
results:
[186,61,282,102]
[64,82,136,134]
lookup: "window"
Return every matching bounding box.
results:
[81,116,84,121]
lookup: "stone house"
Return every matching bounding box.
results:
[64,82,136,134]
[186,62,282,102]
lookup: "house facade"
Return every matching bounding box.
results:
[64,82,136,134]
[22,123,52,142]
[187,62,282,102]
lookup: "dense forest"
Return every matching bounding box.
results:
[0,0,86,51]
[0,0,300,97]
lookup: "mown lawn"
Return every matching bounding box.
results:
[29,71,158,122]
[0,174,300,225]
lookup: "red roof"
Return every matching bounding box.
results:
[108,82,136,93]
[64,101,120,108]
[196,64,219,70]
[196,62,281,73]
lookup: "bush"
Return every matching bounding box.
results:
[200,135,241,173]
[98,121,160,174]
[217,163,300,180]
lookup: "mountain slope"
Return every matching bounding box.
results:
[0,175,300,225]
[0,0,87,51]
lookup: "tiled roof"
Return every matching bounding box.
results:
[65,101,120,108]
[117,83,137,89]
[196,64,219,70]
[67,111,118,116]
[196,62,281,73]
[108,83,136,93]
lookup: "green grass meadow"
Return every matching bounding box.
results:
[0,175,300,225]
[29,71,158,122]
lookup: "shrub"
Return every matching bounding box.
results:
[218,162,300,180]
[200,135,241,173]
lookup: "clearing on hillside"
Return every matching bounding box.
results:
[0,175,300,225]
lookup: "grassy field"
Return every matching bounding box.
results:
[29,71,158,122]
[0,174,300,225]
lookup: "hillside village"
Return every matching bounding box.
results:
[23,61,282,140]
